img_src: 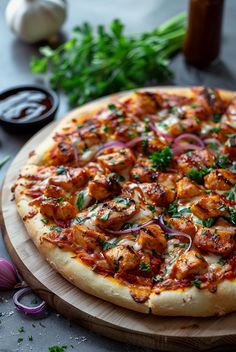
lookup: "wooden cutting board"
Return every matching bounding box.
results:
[1,88,236,352]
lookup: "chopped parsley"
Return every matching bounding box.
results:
[103,125,109,133]
[18,326,25,333]
[113,197,130,205]
[18,337,23,343]
[228,207,236,225]
[107,172,125,184]
[89,202,98,211]
[56,166,66,175]
[208,143,219,151]
[28,336,33,342]
[225,186,236,201]
[191,279,202,289]
[50,226,62,233]
[147,204,156,213]
[41,217,49,225]
[98,238,119,250]
[167,202,180,218]
[113,259,119,272]
[121,222,136,230]
[108,104,123,116]
[197,218,215,227]
[76,192,84,211]
[208,126,221,134]
[139,262,152,272]
[48,346,67,352]
[74,216,89,224]
[100,210,111,221]
[44,197,65,203]
[152,275,164,283]
[141,139,149,154]
[218,259,226,266]
[187,167,211,184]
[215,153,230,168]
[213,113,222,122]
[149,146,172,171]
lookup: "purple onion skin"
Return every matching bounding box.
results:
[0,257,18,290]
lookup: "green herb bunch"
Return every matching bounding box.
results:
[31,14,186,106]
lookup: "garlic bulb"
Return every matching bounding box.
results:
[6,0,67,44]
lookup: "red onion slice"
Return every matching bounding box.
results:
[0,258,19,290]
[174,133,205,147]
[126,136,150,148]
[13,288,46,315]
[102,218,155,235]
[94,141,127,158]
[156,215,192,252]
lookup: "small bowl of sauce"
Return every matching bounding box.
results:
[0,85,59,132]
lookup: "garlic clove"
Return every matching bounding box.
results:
[6,0,67,44]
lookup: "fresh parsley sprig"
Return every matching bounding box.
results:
[31,15,186,106]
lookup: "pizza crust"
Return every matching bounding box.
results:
[15,188,149,313]
[15,87,236,316]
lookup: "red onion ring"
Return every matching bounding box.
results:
[0,257,19,289]
[13,288,46,315]
[174,133,205,147]
[102,218,155,235]
[94,141,127,158]
[156,216,192,252]
[126,136,150,148]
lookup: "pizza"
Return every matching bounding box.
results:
[14,87,236,317]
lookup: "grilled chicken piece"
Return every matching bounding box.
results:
[130,158,158,183]
[55,142,74,163]
[96,197,138,230]
[79,121,106,147]
[140,183,176,206]
[176,177,202,199]
[194,228,235,256]
[184,104,209,121]
[191,195,227,219]
[48,168,88,191]
[204,169,236,190]
[44,184,66,198]
[157,172,178,189]
[104,245,140,271]
[97,147,135,172]
[137,224,167,252]
[169,118,200,137]
[206,123,236,143]
[176,149,215,175]
[223,135,236,161]
[125,92,159,117]
[73,224,105,250]
[40,199,77,221]
[88,174,121,200]
[168,218,196,237]
[171,250,208,280]
[192,87,226,116]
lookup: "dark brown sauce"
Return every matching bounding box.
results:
[0,90,52,122]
